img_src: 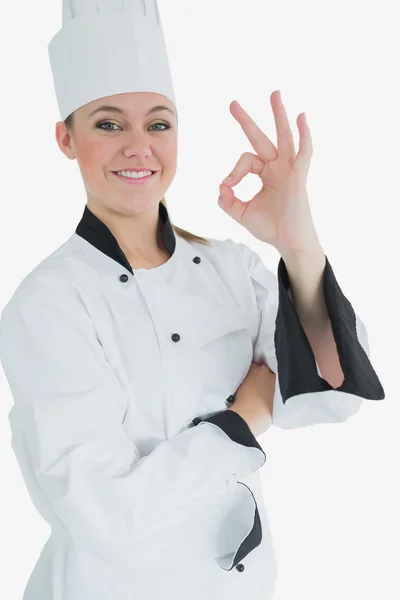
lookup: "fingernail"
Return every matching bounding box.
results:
[224,174,233,182]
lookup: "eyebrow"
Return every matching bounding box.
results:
[88,104,176,119]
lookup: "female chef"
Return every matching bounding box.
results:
[0,1,385,600]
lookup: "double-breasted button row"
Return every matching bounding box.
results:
[118,256,202,283]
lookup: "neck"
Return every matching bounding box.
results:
[88,199,165,259]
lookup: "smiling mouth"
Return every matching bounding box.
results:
[112,170,156,175]
[111,171,158,183]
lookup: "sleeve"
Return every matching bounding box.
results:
[0,276,266,571]
[236,242,385,430]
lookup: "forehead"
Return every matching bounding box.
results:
[84,93,177,119]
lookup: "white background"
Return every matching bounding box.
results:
[0,0,398,598]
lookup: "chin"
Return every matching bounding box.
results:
[115,196,163,213]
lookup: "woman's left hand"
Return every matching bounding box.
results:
[218,90,321,257]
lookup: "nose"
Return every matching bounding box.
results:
[122,133,152,158]
[123,146,151,158]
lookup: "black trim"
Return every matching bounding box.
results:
[194,409,266,462]
[275,256,385,403]
[75,202,176,275]
[232,483,262,568]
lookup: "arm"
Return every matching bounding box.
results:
[236,242,385,429]
[282,246,344,389]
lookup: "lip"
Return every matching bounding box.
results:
[114,168,159,172]
[111,171,157,185]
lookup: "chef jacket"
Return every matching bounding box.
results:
[0,201,384,600]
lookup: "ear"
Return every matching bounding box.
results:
[55,121,76,160]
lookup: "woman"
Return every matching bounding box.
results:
[0,1,384,599]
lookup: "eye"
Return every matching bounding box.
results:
[96,121,171,132]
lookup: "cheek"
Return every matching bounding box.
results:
[163,139,178,169]
[77,140,113,170]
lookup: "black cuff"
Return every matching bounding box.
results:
[192,410,266,463]
[275,255,385,404]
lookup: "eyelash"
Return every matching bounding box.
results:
[96,121,171,132]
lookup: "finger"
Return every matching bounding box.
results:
[294,113,313,179]
[217,182,249,225]
[229,100,277,161]
[272,90,296,160]
[222,152,265,187]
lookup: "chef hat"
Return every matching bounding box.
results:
[48,0,176,121]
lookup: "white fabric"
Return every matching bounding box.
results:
[48,0,176,120]
[0,232,369,600]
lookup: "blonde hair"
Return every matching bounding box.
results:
[64,112,210,247]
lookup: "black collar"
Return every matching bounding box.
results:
[75,202,176,274]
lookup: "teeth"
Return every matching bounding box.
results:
[116,170,153,178]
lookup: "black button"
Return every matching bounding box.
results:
[119,274,129,282]
[226,395,235,403]
[171,333,181,342]
[193,256,201,264]
[236,563,245,572]
[192,417,202,426]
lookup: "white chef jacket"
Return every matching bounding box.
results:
[0,202,384,600]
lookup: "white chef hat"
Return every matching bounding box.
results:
[48,0,176,122]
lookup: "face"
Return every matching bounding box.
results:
[55,92,178,216]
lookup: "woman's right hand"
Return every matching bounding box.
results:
[228,361,276,437]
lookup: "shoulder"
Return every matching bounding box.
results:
[184,235,253,266]
[0,253,81,334]
[187,235,276,281]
